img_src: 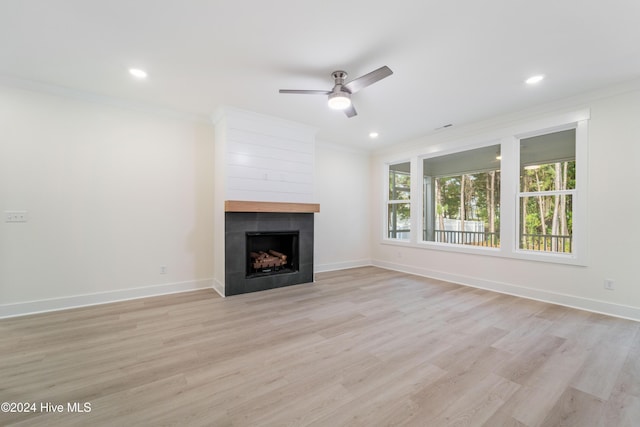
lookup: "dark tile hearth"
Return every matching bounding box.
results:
[225,212,314,296]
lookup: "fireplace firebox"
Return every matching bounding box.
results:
[225,212,314,296]
[246,231,299,278]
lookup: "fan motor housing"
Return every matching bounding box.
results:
[331,70,348,86]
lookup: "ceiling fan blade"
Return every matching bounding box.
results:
[279,89,331,95]
[344,103,357,118]
[343,65,393,94]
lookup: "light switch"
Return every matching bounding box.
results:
[5,211,28,222]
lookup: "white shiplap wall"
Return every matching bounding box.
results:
[214,107,318,203]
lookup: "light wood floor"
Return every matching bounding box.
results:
[1,267,639,426]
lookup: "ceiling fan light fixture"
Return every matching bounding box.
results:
[327,92,351,110]
[279,66,392,118]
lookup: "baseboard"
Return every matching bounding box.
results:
[372,259,640,322]
[212,278,226,298]
[315,259,373,273]
[0,278,214,319]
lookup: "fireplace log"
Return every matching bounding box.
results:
[250,249,287,269]
[268,250,287,261]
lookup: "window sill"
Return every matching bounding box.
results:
[381,239,586,266]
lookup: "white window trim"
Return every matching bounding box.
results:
[384,159,413,242]
[381,111,589,266]
[511,119,588,265]
[416,139,502,252]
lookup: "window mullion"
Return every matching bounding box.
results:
[519,189,576,197]
[500,136,518,254]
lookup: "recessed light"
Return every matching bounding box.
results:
[129,68,148,79]
[525,74,544,85]
[369,132,379,139]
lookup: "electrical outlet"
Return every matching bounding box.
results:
[604,279,615,290]
[160,266,167,275]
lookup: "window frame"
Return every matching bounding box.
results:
[418,142,502,251]
[512,120,588,264]
[385,160,413,242]
[381,110,589,266]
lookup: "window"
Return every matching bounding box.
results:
[518,129,576,254]
[423,145,501,248]
[387,161,411,240]
[381,111,588,265]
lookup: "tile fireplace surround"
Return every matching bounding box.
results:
[224,201,319,296]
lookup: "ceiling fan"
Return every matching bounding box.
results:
[279,65,393,118]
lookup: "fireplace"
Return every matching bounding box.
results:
[212,107,319,297]
[224,210,315,296]
[246,231,299,278]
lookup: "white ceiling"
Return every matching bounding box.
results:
[2,1,640,150]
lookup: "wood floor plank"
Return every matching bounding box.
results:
[600,388,640,427]
[309,359,445,427]
[539,387,605,427]
[570,339,630,400]
[494,333,567,386]
[415,372,521,427]
[1,267,639,426]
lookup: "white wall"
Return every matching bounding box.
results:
[0,85,215,317]
[371,83,640,320]
[314,141,371,272]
